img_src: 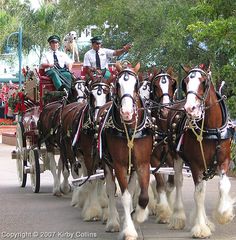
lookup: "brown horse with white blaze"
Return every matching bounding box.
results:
[97,62,153,239]
[149,67,177,223]
[167,63,235,238]
[61,75,113,222]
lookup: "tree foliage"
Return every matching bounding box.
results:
[1,0,236,117]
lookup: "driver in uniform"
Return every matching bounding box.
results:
[40,35,73,94]
[83,36,132,80]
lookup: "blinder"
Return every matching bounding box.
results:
[115,69,140,105]
[151,72,176,102]
[181,68,210,99]
[89,81,111,108]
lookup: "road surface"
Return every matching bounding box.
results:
[0,139,236,240]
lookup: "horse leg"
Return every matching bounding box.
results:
[104,165,120,232]
[147,175,158,216]
[59,157,71,194]
[97,179,109,223]
[166,175,175,210]
[48,151,62,196]
[154,173,172,224]
[132,163,150,224]
[71,160,87,208]
[190,180,213,238]
[130,172,156,217]
[81,150,102,221]
[116,166,138,240]
[81,180,103,221]
[128,171,139,210]
[168,156,186,229]
[214,171,235,224]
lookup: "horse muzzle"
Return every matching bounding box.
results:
[120,108,134,122]
[184,103,202,119]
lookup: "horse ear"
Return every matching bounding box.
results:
[167,66,174,75]
[138,72,143,81]
[152,67,158,76]
[134,62,140,73]
[181,64,190,73]
[205,59,210,71]
[115,61,123,72]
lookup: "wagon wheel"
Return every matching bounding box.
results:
[16,122,27,187]
[28,149,40,193]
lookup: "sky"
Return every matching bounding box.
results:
[30,0,41,10]
[19,0,41,10]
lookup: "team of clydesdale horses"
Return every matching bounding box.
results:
[37,62,235,239]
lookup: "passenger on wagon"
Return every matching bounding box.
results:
[40,35,73,94]
[83,36,132,80]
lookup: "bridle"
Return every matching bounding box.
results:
[90,81,111,111]
[140,78,151,91]
[74,79,87,102]
[115,69,139,107]
[151,73,175,103]
[183,68,211,102]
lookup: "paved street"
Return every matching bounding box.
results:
[0,138,236,240]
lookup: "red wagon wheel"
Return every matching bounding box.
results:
[16,122,27,187]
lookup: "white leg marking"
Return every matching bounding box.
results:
[214,174,235,224]
[48,152,61,196]
[119,189,138,240]
[169,157,186,229]
[105,166,120,232]
[191,181,213,238]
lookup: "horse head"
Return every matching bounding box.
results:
[182,63,211,119]
[151,66,177,117]
[138,71,152,101]
[72,79,88,103]
[115,62,140,122]
[89,74,113,120]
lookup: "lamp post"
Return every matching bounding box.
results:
[5,26,23,87]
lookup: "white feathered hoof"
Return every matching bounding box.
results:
[53,189,63,197]
[155,203,172,224]
[70,188,80,207]
[106,221,120,232]
[168,213,186,230]
[191,224,212,239]
[60,183,72,195]
[119,230,138,240]
[102,207,108,224]
[214,209,235,225]
[82,205,102,222]
[133,204,149,223]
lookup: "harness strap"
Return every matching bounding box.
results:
[122,116,138,175]
[72,105,88,146]
[151,147,168,174]
[189,113,208,172]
